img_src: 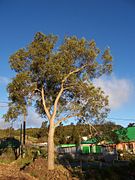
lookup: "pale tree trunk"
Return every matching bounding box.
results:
[41,66,88,170]
[47,120,55,170]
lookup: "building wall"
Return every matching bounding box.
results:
[116,142,135,153]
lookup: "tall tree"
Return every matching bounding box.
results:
[95,121,122,143]
[4,32,112,170]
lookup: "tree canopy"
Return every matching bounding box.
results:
[4,32,112,125]
[4,32,112,170]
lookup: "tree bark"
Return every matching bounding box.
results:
[48,120,55,170]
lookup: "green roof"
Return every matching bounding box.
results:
[127,127,135,140]
[81,138,98,144]
[81,127,135,145]
[58,144,76,148]
[116,126,135,142]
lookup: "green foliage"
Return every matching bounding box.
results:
[0,128,39,138]
[4,31,112,128]
[128,123,135,127]
[0,148,17,164]
[36,121,48,139]
[17,146,47,169]
[0,137,20,150]
[0,128,14,138]
[26,128,39,138]
[84,163,135,180]
[54,122,121,145]
[55,124,81,144]
[0,122,120,146]
[119,153,135,161]
[95,121,122,143]
[66,125,80,145]
[0,137,20,163]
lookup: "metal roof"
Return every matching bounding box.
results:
[116,126,135,142]
[81,138,98,144]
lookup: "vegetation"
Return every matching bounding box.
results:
[4,32,112,170]
[0,121,121,145]
[84,161,135,180]
[0,128,39,139]
[0,122,134,179]
[94,121,122,143]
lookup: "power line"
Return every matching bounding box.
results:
[0,102,135,121]
[0,101,9,104]
[0,101,9,108]
[107,117,135,121]
[0,106,8,107]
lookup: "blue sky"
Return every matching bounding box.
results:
[0,0,135,128]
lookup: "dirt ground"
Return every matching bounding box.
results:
[0,162,37,180]
[23,157,75,180]
[0,158,78,180]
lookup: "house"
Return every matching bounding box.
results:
[115,126,135,154]
[81,126,135,155]
[81,138,102,154]
[57,144,77,154]
[57,127,135,157]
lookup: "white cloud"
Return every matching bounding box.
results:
[0,76,10,85]
[0,109,44,129]
[26,110,44,128]
[0,118,10,129]
[11,110,44,129]
[93,75,133,109]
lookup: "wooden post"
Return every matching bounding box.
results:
[20,123,23,157]
[20,123,22,144]
[23,113,26,145]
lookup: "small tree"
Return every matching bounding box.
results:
[96,121,121,143]
[36,121,48,139]
[4,32,112,170]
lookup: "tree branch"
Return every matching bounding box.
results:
[41,87,51,120]
[88,123,97,137]
[89,124,97,132]
[63,86,74,90]
[51,83,64,121]
[54,113,81,127]
[35,88,41,92]
[51,64,88,122]
[62,64,88,83]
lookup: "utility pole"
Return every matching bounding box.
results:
[20,123,22,144]
[21,111,26,158]
[23,112,26,145]
[20,123,23,157]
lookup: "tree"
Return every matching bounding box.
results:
[95,121,122,144]
[128,123,135,127]
[36,121,48,139]
[4,32,112,170]
[68,125,80,145]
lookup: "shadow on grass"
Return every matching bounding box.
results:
[0,137,20,160]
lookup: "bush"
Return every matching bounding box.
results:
[17,145,48,169]
[0,148,17,163]
[119,152,135,161]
